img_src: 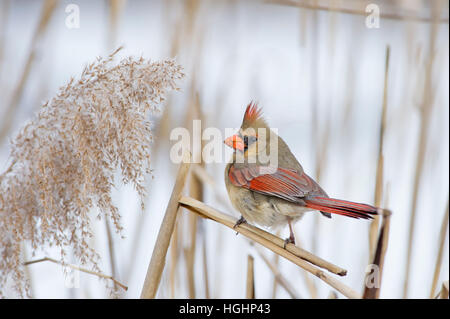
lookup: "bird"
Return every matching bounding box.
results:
[224,101,379,247]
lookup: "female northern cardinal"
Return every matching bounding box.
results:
[224,102,378,246]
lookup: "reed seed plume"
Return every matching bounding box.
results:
[0,47,184,297]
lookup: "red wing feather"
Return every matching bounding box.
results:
[228,165,324,203]
[228,165,378,219]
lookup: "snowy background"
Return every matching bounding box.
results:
[0,0,448,298]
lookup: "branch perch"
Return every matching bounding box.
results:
[23,257,127,291]
[179,196,361,299]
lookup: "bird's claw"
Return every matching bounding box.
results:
[233,216,247,235]
[283,236,295,249]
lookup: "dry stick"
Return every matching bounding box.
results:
[267,0,449,23]
[403,2,440,298]
[363,209,392,299]
[430,199,449,298]
[369,46,390,259]
[246,255,255,299]
[439,281,449,299]
[254,245,300,299]
[179,196,360,299]
[0,0,58,144]
[23,257,127,291]
[140,152,191,299]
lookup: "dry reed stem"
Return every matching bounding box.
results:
[169,216,180,298]
[430,199,449,298]
[0,0,58,144]
[369,46,390,259]
[254,245,300,299]
[23,257,127,291]
[140,152,191,299]
[404,2,440,298]
[268,0,449,23]
[179,196,360,299]
[363,209,392,298]
[439,281,449,299]
[246,255,255,299]
[185,91,203,299]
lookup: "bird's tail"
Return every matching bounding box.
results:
[304,197,378,219]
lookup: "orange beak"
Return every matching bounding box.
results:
[224,134,245,151]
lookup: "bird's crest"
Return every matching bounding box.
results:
[242,101,266,129]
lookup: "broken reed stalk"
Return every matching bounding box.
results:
[430,199,449,298]
[246,255,255,299]
[369,46,390,259]
[179,196,361,299]
[23,257,127,291]
[268,0,449,23]
[0,0,58,144]
[140,152,191,299]
[255,245,300,299]
[404,3,440,298]
[363,208,392,298]
[438,281,449,299]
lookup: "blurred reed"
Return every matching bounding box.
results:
[403,0,441,298]
[0,0,58,144]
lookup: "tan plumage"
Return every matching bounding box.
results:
[224,102,377,245]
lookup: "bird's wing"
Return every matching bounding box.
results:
[228,165,324,203]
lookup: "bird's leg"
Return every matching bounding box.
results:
[233,216,247,235]
[284,218,296,249]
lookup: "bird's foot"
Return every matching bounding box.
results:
[233,216,247,235]
[283,235,295,249]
